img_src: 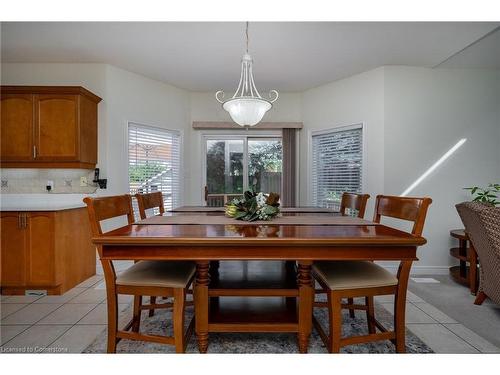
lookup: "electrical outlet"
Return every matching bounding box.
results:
[80,176,87,186]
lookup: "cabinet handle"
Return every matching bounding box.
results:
[33,145,37,159]
[23,213,28,229]
[18,213,22,229]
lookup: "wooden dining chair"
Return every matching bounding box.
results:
[135,191,166,317]
[312,195,432,353]
[340,192,370,218]
[135,191,164,220]
[84,194,196,353]
[339,193,371,317]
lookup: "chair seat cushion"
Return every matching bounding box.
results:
[116,261,196,289]
[313,261,398,290]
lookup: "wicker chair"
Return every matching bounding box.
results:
[456,201,500,305]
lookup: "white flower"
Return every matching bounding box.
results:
[256,192,266,207]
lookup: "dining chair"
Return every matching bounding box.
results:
[312,195,432,353]
[135,191,164,220]
[338,193,371,317]
[339,192,370,218]
[135,191,166,317]
[84,194,196,353]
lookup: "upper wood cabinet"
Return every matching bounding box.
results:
[0,86,102,168]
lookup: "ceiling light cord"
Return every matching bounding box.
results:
[246,21,249,53]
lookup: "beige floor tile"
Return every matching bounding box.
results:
[44,325,106,353]
[37,303,97,325]
[34,288,86,304]
[1,296,12,302]
[444,323,500,353]
[74,275,103,288]
[1,325,72,352]
[407,323,480,353]
[77,303,130,325]
[1,304,62,325]
[406,291,426,303]
[68,288,106,304]
[1,295,43,304]
[0,325,30,345]
[380,302,437,324]
[1,304,28,319]
[413,302,457,323]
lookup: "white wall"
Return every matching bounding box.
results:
[301,66,500,273]
[3,62,499,273]
[300,67,385,217]
[383,66,500,273]
[103,65,190,195]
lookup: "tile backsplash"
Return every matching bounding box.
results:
[0,169,98,194]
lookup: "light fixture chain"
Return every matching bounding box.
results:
[246,21,249,53]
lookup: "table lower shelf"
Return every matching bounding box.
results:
[208,296,299,333]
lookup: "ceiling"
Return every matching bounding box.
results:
[1,22,499,92]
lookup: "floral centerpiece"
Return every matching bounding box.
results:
[225,190,280,221]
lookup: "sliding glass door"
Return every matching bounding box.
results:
[204,137,282,206]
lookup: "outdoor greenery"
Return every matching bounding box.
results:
[464,183,500,206]
[129,162,165,183]
[206,140,282,194]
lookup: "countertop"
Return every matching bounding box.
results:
[0,193,95,211]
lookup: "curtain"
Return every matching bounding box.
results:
[282,128,297,207]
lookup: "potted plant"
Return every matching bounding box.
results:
[464,183,500,206]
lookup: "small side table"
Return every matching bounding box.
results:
[449,229,478,295]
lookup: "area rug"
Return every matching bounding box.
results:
[84,299,433,353]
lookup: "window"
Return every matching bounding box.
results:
[311,125,363,208]
[128,123,181,212]
[204,136,282,206]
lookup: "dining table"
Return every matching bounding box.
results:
[91,206,426,353]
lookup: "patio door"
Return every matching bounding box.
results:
[204,136,282,206]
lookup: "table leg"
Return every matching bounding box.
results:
[195,260,210,353]
[297,261,314,353]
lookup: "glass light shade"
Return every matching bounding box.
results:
[222,98,272,126]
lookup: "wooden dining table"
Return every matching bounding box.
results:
[91,207,426,353]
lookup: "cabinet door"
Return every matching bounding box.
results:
[26,212,56,285]
[0,94,34,161]
[0,213,27,286]
[35,94,79,160]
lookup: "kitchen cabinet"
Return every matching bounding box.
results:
[0,86,102,168]
[0,208,96,295]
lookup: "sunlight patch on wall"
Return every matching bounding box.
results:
[400,138,467,197]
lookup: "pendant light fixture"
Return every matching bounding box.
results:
[216,22,278,127]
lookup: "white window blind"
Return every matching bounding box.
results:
[128,123,181,213]
[311,125,363,209]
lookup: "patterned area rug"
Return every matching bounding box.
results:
[84,299,433,353]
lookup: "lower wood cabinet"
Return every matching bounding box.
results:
[0,208,96,295]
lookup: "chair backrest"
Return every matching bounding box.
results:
[340,193,370,218]
[456,201,500,304]
[373,195,432,236]
[135,192,165,220]
[83,194,135,236]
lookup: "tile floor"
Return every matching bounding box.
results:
[1,274,499,353]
